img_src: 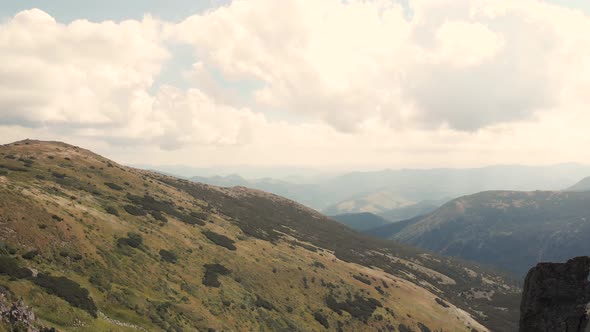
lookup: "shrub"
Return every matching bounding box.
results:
[126,194,204,226]
[22,250,39,260]
[89,272,112,292]
[123,205,146,216]
[0,170,7,176]
[151,211,168,223]
[51,215,63,222]
[159,249,177,263]
[435,297,449,308]
[51,172,66,179]
[352,274,372,285]
[326,294,382,322]
[418,323,432,332]
[203,231,236,251]
[398,324,413,332]
[35,273,98,317]
[314,312,329,328]
[0,256,32,279]
[35,174,45,180]
[117,232,143,248]
[202,264,231,288]
[255,296,275,311]
[104,182,123,191]
[190,211,208,219]
[312,261,326,269]
[105,206,119,216]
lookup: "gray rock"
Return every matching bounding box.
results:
[519,256,590,332]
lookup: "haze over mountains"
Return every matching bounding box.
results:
[182,164,590,217]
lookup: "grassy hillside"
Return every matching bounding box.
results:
[381,191,590,276]
[0,140,520,331]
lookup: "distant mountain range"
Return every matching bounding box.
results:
[188,165,590,217]
[368,190,590,276]
[330,213,391,231]
[566,176,590,192]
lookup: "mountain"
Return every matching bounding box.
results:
[373,190,590,276]
[323,190,414,215]
[565,176,590,192]
[0,140,521,331]
[190,165,590,214]
[330,213,391,231]
[364,215,424,239]
[378,200,443,222]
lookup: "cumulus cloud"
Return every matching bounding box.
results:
[172,0,588,131]
[0,8,270,150]
[1,1,590,167]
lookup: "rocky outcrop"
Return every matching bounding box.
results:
[0,287,56,332]
[519,256,590,332]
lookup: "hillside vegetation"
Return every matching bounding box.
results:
[374,190,590,276]
[0,140,520,331]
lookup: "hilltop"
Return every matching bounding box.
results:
[0,140,520,331]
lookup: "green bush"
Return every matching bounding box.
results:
[418,323,433,332]
[35,273,98,317]
[117,232,143,248]
[398,324,413,332]
[123,205,146,216]
[104,182,123,191]
[435,297,449,308]
[254,296,275,311]
[314,312,329,328]
[312,261,326,269]
[0,256,32,279]
[203,231,236,251]
[352,274,371,285]
[202,264,231,288]
[22,250,39,260]
[151,211,168,223]
[326,294,382,322]
[105,206,119,216]
[51,172,66,179]
[190,211,208,220]
[159,249,177,263]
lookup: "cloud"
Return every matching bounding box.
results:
[1,2,590,168]
[0,8,270,150]
[172,0,588,131]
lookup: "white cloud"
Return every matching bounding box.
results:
[172,0,588,132]
[1,2,590,168]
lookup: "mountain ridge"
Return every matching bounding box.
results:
[0,139,520,331]
[370,190,590,276]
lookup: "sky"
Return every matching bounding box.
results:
[1,0,590,170]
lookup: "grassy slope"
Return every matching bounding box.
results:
[0,140,518,331]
